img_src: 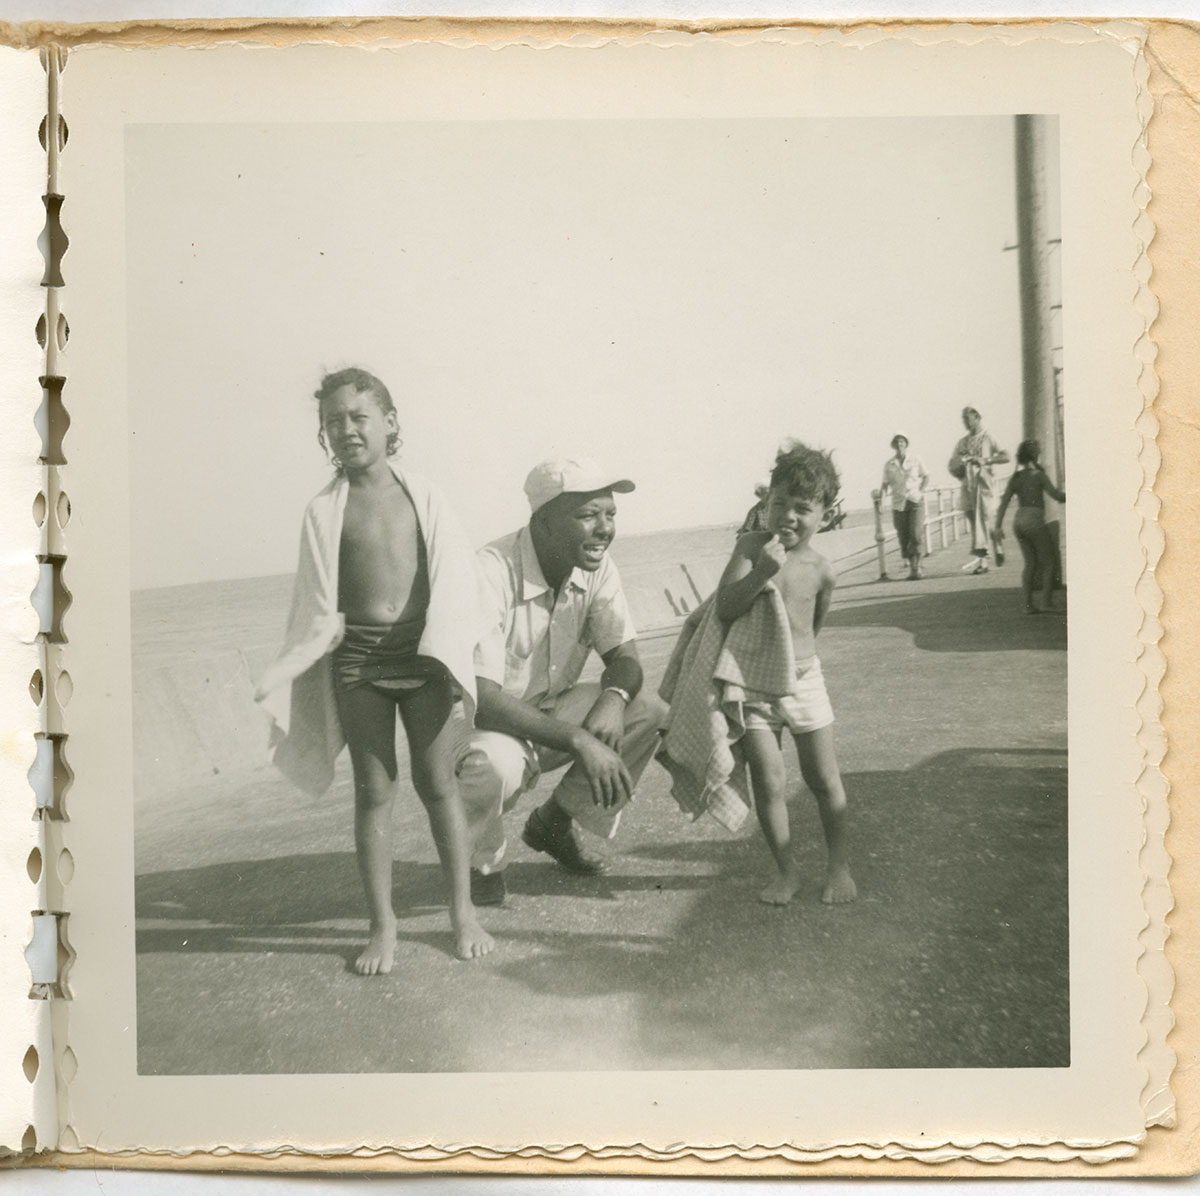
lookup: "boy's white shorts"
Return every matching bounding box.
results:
[741,656,834,736]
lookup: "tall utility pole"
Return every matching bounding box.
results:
[1014,115,1065,570]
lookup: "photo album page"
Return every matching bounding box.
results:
[2,16,1197,1176]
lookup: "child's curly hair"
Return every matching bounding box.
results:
[314,367,401,473]
[769,440,840,508]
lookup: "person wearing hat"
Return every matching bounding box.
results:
[875,433,930,580]
[453,458,667,906]
[949,406,1010,575]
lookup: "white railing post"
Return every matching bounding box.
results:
[871,490,890,580]
[871,475,1011,569]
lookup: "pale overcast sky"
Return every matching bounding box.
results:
[126,115,1057,589]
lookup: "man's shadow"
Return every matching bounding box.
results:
[135,747,1069,1070]
[486,747,1070,1070]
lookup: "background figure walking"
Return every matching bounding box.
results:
[994,439,1066,614]
[737,483,771,538]
[875,433,929,580]
[949,406,1009,575]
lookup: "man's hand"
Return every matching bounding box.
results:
[754,534,787,578]
[581,689,626,751]
[570,728,633,809]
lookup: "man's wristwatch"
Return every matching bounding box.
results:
[602,685,632,705]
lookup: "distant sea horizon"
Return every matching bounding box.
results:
[133,508,875,599]
[130,509,876,670]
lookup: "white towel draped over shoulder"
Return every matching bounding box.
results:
[254,467,485,797]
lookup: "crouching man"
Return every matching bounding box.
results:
[455,457,668,905]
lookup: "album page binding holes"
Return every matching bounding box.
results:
[18,41,72,1156]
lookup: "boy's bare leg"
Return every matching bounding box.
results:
[743,727,803,905]
[336,683,401,974]
[794,725,857,904]
[398,678,494,961]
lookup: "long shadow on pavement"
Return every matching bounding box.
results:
[135,747,1067,1073]
[826,585,1066,653]
[485,746,1069,1071]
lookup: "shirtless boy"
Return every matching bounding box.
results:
[716,442,857,907]
[258,368,492,971]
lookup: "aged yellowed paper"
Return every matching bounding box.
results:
[2,17,1194,1176]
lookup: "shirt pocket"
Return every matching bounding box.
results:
[503,644,535,696]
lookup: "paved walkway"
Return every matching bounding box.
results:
[135,542,1067,1075]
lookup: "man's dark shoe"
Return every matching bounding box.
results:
[470,868,507,907]
[522,808,611,875]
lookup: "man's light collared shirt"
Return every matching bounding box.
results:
[881,454,929,511]
[474,526,637,710]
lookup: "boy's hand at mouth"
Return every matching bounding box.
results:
[755,534,788,578]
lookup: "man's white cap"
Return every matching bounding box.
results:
[524,457,636,513]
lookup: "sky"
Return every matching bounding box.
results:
[125,115,1058,590]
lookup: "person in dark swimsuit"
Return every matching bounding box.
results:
[319,368,493,971]
[994,439,1066,614]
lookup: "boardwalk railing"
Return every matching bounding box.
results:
[871,473,1012,580]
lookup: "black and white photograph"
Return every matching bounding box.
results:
[48,27,1161,1158]
[126,110,1071,1076]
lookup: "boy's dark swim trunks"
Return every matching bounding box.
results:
[333,617,448,694]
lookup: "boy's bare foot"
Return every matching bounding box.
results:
[454,914,495,961]
[758,866,803,906]
[355,917,397,975]
[821,866,858,905]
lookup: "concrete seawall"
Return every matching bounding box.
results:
[131,517,897,802]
